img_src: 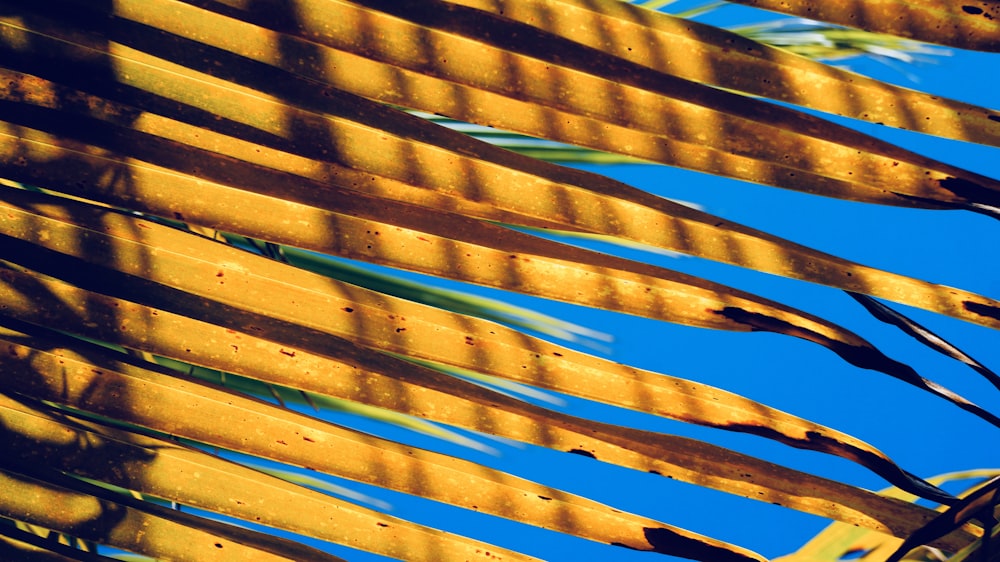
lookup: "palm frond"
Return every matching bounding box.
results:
[1,0,997,560]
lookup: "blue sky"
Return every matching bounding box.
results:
[207,5,1000,561]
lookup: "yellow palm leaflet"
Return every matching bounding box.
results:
[2,13,999,326]
[4,393,707,561]
[2,0,997,559]
[0,56,999,332]
[0,190,986,525]
[3,127,1000,429]
[0,386,777,562]
[101,0,1000,206]
[0,328,782,562]
[4,66,1000,425]
[0,118,881,339]
[0,464,346,562]
[0,270,969,551]
[725,0,1000,51]
[0,254,958,508]
[441,0,1000,145]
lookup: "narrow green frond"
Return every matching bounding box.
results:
[731,18,952,62]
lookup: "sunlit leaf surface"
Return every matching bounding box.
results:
[0,0,997,560]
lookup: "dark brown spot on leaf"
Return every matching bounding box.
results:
[938,177,1000,209]
[628,527,760,561]
[567,448,596,459]
[964,300,1000,322]
[962,5,984,14]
